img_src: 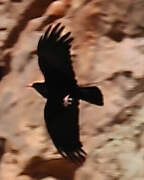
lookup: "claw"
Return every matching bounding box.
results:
[63,95,73,107]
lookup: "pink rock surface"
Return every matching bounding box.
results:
[1,0,144,180]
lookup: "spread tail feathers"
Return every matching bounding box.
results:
[78,86,104,106]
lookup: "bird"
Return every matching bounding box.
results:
[27,23,104,162]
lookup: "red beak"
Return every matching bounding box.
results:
[26,83,33,87]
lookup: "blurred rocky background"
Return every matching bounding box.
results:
[1,0,144,179]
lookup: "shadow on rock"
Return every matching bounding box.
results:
[20,156,84,180]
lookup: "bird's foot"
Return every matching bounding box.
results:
[63,95,73,107]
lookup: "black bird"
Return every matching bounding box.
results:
[27,23,104,162]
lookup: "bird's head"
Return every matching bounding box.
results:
[26,81,48,98]
[26,81,41,88]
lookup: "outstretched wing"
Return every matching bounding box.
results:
[37,23,77,89]
[44,100,86,162]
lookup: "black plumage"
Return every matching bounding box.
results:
[29,23,104,162]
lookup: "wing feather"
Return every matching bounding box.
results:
[37,23,76,90]
[44,100,86,162]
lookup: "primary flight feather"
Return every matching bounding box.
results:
[27,23,104,162]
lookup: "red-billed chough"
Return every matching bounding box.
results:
[27,23,104,162]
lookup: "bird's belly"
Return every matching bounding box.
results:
[48,87,70,99]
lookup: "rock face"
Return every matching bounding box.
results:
[1,0,144,180]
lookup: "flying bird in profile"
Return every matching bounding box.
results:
[27,23,104,162]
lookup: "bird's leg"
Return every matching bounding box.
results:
[63,94,73,107]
